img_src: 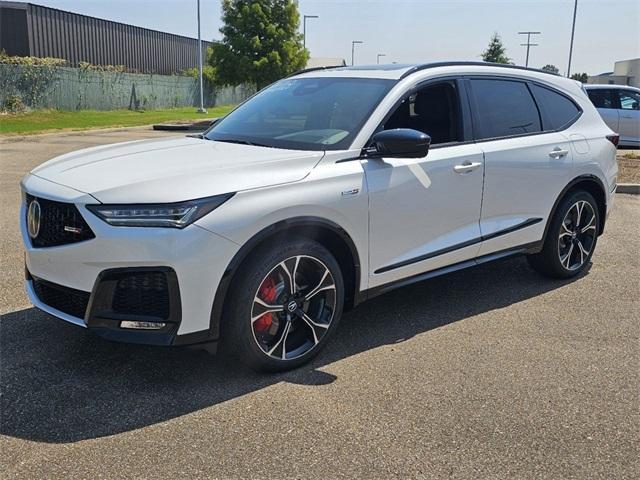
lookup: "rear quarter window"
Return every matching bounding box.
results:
[530,84,582,130]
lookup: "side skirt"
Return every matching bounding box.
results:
[359,241,542,303]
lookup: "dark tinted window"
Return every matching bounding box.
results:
[471,79,542,139]
[383,82,462,145]
[587,89,616,109]
[531,84,581,130]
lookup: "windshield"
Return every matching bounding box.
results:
[205,77,395,151]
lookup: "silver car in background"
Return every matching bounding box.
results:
[585,84,640,147]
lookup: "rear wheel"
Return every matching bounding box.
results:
[527,190,599,278]
[225,237,344,372]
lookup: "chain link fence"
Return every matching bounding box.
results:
[0,65,254,111]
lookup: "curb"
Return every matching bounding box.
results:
[616,184,640,195]
[153,119,216,132]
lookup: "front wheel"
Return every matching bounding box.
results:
[527,190,600,279]
[225,237,344,372]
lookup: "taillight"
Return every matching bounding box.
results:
[606,134,619,147]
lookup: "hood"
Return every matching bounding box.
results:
[31,137,324,203]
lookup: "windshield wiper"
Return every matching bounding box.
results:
[213,138,274,148]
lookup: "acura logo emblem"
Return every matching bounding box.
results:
[286,300,298,313]
[27,199,41,239]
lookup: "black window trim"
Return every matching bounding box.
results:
[465,75,583,143]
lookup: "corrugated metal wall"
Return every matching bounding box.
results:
[2,2,212,75]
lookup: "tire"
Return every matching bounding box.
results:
[225,236,344,372]
[527,190,600,279]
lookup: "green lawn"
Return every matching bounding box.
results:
[0,106,235,135]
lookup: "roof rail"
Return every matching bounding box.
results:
[285,65,343,79]
[399,61,560,79]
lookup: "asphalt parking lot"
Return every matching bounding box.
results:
[1,128,639,479]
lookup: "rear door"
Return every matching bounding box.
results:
[616,89,640,145]
[587,88,620,133]
[467,77,577,257]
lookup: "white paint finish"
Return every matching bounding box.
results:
[31,136,324,203]
[363,143,484,286]
[476,131,573,256]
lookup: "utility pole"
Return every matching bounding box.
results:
[351,40,363,66]
[196,0,206,113]
[303,15,318,50]
[518,31,540,67]
[376,53,386,64]
[567,0,578,77]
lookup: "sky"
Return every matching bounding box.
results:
[29,0,640,75]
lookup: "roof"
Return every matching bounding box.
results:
[291,61,563,81]
[585,84,640,92]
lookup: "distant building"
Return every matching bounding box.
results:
[306,57,347,69]
[0,1,212,75]
[588,58,639,88]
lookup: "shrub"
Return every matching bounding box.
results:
[1,94,27,113]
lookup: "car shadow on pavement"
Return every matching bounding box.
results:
[0,256,589,444]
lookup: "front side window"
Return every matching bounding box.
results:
[382,82,462,145]
[205,77,394,151]
[530,84,581,130]
[618,90,640,110]
[587,89,616,109]
[470,79,542,140]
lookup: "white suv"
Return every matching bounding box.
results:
[21,63,618,371]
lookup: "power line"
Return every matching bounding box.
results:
[518,31,541,68]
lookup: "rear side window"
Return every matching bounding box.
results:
[530,84,581,130]
[587,89,616,109]
[470,79,542,140]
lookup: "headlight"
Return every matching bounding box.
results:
[86,193,234,228]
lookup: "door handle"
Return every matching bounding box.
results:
[548,148,569,159]
[621,115,634,119]
[453,161,482,174]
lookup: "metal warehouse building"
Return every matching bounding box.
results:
[0,1,212,74]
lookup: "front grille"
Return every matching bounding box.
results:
[26,194,95,248]
[31,276,91,319]
[112,271,170,319]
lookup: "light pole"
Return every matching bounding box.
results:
[376,53,386,64]
[196,0,206,113]
[567,0,578,77]
[351,40,363,66]
[303,15,318,50]
[518,31,540,67]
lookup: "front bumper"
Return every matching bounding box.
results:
[21,174,240,345]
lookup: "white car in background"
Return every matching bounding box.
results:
[585,84,640,147]
[21,62,618,372]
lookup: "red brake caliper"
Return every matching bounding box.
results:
[254,275,277,333]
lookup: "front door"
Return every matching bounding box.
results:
[364,80,485,288]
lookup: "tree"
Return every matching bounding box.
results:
[541,64,560,75]
[570,72,589,83]
[481,32,511,64]
[210,0,309,89]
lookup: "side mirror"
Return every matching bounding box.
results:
[369,128,431,158]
